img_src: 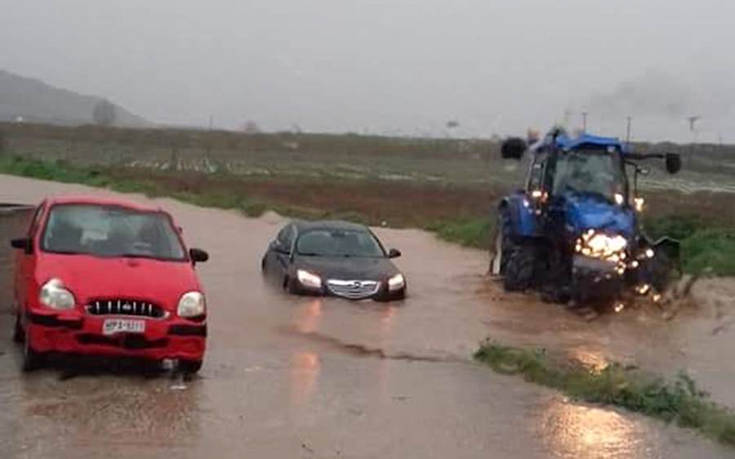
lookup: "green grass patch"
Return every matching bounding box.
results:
[474,341,735,447]
[645,215,735,276]
[681,229,735,276]
[426,217,492,249]
[644,215,702,241]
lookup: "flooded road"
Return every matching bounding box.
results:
[1,174,732,458]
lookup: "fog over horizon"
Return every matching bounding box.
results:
[2,0,734,143]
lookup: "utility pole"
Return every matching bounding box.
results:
[582,111,588,133]
[625,116,632,145]
[208,115,213,131]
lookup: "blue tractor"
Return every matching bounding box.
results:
[490,128,682,306]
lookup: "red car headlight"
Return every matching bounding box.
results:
[177,291,206,318]
[39,278,76,310]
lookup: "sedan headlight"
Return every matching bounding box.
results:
[575,230,628,262]
[39,278,76,310]
[388,273,405,291]
[178,291,206,318]
[297,269,322,289]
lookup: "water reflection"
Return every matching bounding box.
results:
[289,351,321,408]
[290,299,323,407]
[541,400,647,458]
[294,299,323,333]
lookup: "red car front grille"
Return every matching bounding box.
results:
[85,299,167,319]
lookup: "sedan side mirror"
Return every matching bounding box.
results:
[665,153,681,174]
[270,240,289,254]
[388,248,401,258]
[10,237,32,254]
[189,248,209,264]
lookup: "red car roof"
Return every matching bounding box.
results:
[45,195,165,213]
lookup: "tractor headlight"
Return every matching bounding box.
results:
[178,291,206,318]
[297,269,322,289]
[39,278,76,310]
[575,230,628,262]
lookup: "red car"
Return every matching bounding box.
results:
[10,196,209,373]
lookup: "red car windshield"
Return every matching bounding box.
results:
[41,204,187,260]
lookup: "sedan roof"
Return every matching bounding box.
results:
[292,219,370,233]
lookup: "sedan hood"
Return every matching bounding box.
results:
[36,253,201,310]
[295,256,399,281]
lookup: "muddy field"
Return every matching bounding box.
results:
[1,174,734,458]
[3,123,735,196]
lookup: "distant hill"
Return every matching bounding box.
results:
[0,69,150,127]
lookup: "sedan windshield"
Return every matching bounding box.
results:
[552,150,626,201]
[296,229,385,257]
[42,204,186,260]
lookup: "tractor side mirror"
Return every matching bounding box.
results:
[501,137,527,160]
[387,248,402,258]
[665,153,681,174]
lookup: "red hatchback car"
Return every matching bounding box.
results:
[10,196,209,372]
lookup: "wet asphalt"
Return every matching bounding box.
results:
[0,174,732,458]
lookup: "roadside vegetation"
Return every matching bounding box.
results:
[0,147,733,276]
[644,215,735,276]
[475,341,735,448]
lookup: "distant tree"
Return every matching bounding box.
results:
[93,99,116,126]
[242,121,261,134]
[0,129,5,154]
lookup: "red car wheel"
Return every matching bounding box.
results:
[179,359,203,374]
[22,325,43,372]
[12,314,24,343]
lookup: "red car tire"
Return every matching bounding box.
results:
[22,326,44,372]
[179,359,203,374]
[13,314,24,343]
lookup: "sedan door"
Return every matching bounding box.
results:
[263,224,295,285]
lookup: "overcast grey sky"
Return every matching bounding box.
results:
[2,0,734,142]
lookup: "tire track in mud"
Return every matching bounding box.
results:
[277,325,467,364]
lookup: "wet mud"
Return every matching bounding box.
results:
[0,174,733,458]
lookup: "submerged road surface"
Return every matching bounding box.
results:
[0,174,732,458]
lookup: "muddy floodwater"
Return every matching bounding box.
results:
[1,174,733,458]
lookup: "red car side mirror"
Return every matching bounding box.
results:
[10,237,32,254]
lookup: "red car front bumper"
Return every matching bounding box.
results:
[25,309,206,362]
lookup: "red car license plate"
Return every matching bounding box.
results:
[102,318,146,335]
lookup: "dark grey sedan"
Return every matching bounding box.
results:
[261,220,406,301]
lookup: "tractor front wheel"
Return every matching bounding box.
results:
[491,207,515,276]
[504,243,537,292]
